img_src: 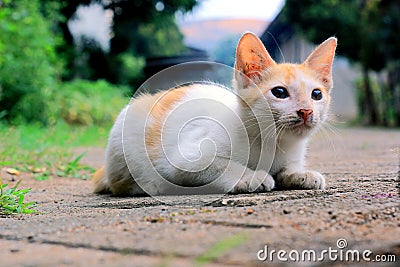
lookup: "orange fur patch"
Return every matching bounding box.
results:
[271,64,299,85]
[93,166,107,193]
[145,87,188,161]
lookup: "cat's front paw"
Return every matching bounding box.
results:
[231,170,275,194]
[277,170,325,190]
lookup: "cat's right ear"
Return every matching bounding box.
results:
[235,32,276,88]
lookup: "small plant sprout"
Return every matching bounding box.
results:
[0,180,39,215]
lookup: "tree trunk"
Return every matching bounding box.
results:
[395,83,400,127]
[361,67,378,125]
[388,63,400,127]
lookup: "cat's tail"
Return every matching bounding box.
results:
[93,166,110,194]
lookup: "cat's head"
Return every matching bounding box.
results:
[233,32,337,137]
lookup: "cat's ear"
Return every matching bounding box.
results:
[235,32,276,88]
[304,37,337,89]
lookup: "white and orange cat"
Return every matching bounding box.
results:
[93,32,337,196]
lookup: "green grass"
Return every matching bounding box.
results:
[0,180,38,215]
[0,122,110,179]
[0,122,110,214]
[0,122,110,149]
[195,233,249,265]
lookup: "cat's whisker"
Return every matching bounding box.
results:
[248,122,278,145]
[241,115,273,125]
[257,121,284,147]
[326,111,347,124]
[324,114,342,136]
[319,126,337,156]
[272,125,287,153]
[324,123,340,138]
[261,124,280,145]
[265,31,285,63]
[245,119,278,152]
[318,120,341,155]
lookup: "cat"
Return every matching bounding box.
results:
[93,32,337,196]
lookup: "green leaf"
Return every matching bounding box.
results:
[70,152,86,167]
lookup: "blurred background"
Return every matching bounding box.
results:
[0,0,399,128]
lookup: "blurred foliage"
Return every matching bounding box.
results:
[115,53,146,86]
[52,0,197,85]
[356,74,397,126]
[0,0,197,125]
[106,0,197,56]
[283,0,400,126]
[0,0,62,124]
[137,15,187,57]
[102,0,197,85]
[54,80,130,126]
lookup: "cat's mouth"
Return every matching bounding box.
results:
[287,118,316,133]
[274,114,317,135]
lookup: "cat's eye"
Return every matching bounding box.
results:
[311,89,323,100]
[271,87,289,99]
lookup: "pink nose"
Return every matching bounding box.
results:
[297,109,313,122]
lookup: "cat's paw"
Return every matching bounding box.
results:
[231,170,275,193]
[277,170,325,190]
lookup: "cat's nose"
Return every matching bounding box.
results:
[297,109,313,122]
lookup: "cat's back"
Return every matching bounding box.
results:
[127,83,238,121]
[120,82,239,154]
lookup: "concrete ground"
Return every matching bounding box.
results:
[0,128,399,266]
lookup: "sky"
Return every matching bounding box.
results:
[178,0,285,22]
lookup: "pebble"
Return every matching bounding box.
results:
[283,209,291,214]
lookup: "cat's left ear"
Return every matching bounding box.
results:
[235,32,276,88]
[304,37,337,89]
